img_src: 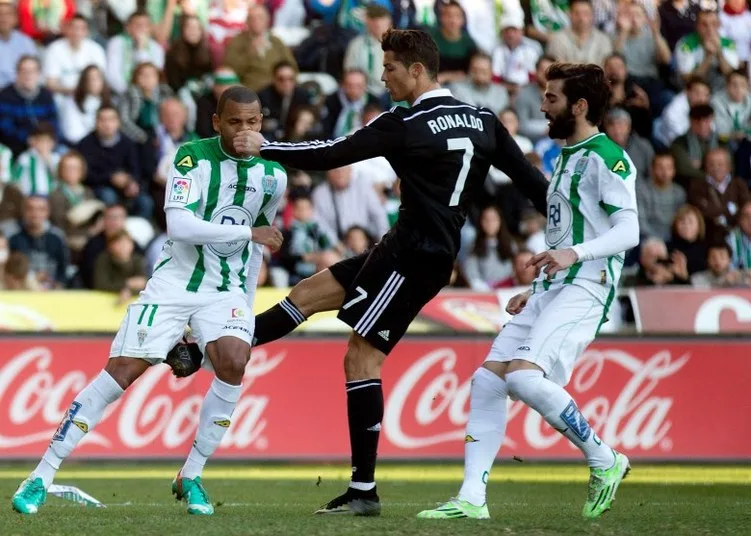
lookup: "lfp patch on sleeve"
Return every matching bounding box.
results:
[169,177,192,203]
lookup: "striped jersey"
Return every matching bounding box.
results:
[0,143,11,183]
[11,149,59,196]
[152,137,286,294]
[533,133,638,306]
[727,226,751,270]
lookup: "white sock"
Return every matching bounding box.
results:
[457,368,508,506]
[33,371,124,488]
[505,370,615,469]
[181,377,242,480]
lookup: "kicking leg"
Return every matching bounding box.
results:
[504,360,630,519]
[173,336,249,515]
[316,333,384,516]
[12,358,149,514]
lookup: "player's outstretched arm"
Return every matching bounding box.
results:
[490,118,549,216]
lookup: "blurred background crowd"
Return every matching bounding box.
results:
[0,0,750,301]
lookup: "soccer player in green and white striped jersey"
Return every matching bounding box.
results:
[11,124,59,196]
[419,63,638,521]
[12,87,285,517]
[728,200,751,271]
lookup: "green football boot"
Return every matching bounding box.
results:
[417,497,490,520]
[582,451,631,519]
[12,477,47,514]
[172,471,214,515]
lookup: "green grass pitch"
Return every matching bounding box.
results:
[1,463,749,535]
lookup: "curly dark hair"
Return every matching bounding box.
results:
[545,62,611,126]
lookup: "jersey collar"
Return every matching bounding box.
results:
[412,88,453,107]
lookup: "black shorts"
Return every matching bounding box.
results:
[329,243,454,354]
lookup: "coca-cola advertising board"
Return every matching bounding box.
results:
[1,337,748,460]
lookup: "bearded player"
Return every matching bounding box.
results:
[12,86,285,516]
[418,63,639,520]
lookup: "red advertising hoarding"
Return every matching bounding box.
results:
[0,337,748,460]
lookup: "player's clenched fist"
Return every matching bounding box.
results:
[251,226,283,252]
[233,130,266,157]
[506,289,532,315]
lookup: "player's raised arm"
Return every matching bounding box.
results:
[490,117,549,216]
[236,112,406,171]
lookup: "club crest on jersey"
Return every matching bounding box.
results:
[546,191,573,247]
[208,205,252,256]
[262,175,277,196]
[574,157,589,175]
[169,177,191,204]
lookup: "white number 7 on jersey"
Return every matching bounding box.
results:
[447,137,474,207]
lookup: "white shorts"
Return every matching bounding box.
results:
[109,282,253,364]
[485,285,605,386]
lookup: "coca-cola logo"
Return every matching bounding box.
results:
[694,295,751,333]
[0,346,285,452]
[383,347,690,453]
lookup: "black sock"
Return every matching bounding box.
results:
[346,379,383,489]
[253,297,306,346]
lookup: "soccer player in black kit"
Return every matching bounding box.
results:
[172,28,549,515]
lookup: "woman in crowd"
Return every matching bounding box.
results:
[60,65,114,144]
[462,205,517,291]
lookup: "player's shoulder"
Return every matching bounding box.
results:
[367,105,409,128]
[173,137,220,174]
[255,156,288,180]
[582,133,633,180]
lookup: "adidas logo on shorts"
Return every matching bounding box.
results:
[378,330,390,341]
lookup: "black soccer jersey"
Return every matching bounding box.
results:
[260,89,549,257]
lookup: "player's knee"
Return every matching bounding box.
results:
[104,358,148,390]
[504,366,544,400]
[343,334,383,380]
[288,276,318,317]
[212,339,250,383]
[482,361,508,379]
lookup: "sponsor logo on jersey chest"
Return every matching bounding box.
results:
[207,206,252,256]
[546,191,573,248]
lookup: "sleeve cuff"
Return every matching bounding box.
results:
[571,244,591,262]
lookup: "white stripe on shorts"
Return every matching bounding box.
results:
[356,272,405,337]
[354,271,400,334]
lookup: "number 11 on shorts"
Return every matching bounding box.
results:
[136,304,159,327]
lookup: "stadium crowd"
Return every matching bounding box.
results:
[0,0,750,299]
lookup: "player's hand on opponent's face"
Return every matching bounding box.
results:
[527,248,579,280]
[506,289,532,315]
[233,130,265,157]
[251,226,283,252]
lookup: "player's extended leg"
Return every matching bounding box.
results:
[172,336,250,515]
[12,358,150,514]
[165,268,346,377]
[503,359,630,519]
[315,333,384,516]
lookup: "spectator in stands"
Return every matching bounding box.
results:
[670,103,720,187]
[500,108,533,154]
[80,203,135,288]
[259,61,311,141]
[78,105,152,219]
[164,15,213,95]
[659,0,702,52]
[283,105,323,143]
[462,205,516,291]
[613,2,672,116]
[0,175,24,225]
[281,189,341,285]
[514,54,553,143]
[675,9,739,93]
[428,0,478,85]
[48,150,98,249]
[720,0,751,66]
[59,65,113,145]
[207,0,250,65]
[312,165,389,242]
[630,236,690,286]
[546,0,612,66]
[9,195,69,289]
[604,107,653,182]
[17,0,75,44]
[711,69,751,143]
[603,53,652,140]
[0,3,37,88]
[321,69,379,138]
[93,228,146,301]
[150,0,210,47]
[0,56,58,157]
[654,76,711,149]
[490,10,542,97]
[691,242,749,287]
[728,199,751,271]
[343,4,392,100]
[195,67,239,139]
[343,225,373,257]
[106,11,165,95]
[2,250,39,290]
[451,53,509,116]
[689,146,751,235]
[11,123,60,197]
[525,0,570,45]
[637,152,686,242]
[223,5,298,93]
[43,14,106,100]
[497,248,537,287]
[668,204,707,275]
